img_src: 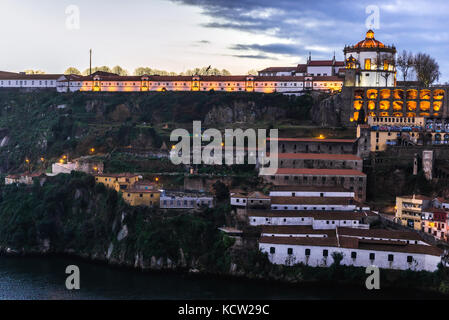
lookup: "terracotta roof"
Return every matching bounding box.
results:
[270,186,351,193]
[273,168,366,176]
[268,137,357,143]
[337,227,423,241]
[276,153,361,161]
[399,195,432,201]
[0,73,61,80]
[247,191,270,200]
[307,60,343,66]
[126,188,160,194]
[248,210,373,220]
[95,173,140,178]
[261,225,336,237]
[354,30,385,49]
[258,67,297,73]
[271,196,353,205]
[260,235,442,256]
[260,236,337,246]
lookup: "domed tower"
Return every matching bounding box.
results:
[344,30,396,87]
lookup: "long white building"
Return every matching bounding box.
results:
[259,227,442,271]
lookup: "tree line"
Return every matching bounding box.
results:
[63,66,237,77]
[396,50,441,87]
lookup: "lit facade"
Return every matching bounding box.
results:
[344,30,396,88]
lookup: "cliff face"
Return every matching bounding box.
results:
[310,88,354,127]
[203,101,287,126]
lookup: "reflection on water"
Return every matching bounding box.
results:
[0,256,444,300]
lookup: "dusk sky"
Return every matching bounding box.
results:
[1,0,448,81]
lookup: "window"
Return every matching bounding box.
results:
[407,256,413,263]
[369,253,375,260]
[365,59,371,70]
[388,254,394,262]
[305,249,311,256]
[287,248,293,255]
[270,247,275,254]
[351,252,357,259]
[323,250,328,257]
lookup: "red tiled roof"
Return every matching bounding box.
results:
[337,227,423,241]
[248,210,373,220]
[0,73,62,80]
[270,186,351,193]
[247,191,270,199]
[95,173,140,178]
[273,168,366,176]
[261,225,336,236]
[268,137,357,143]
[260,235,442,256]
[276,153,361,161]
[258,67,297,73]
[271,196,353,205]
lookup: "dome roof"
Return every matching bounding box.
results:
[354,30,385,48]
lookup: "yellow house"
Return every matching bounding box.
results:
[395,195,432,231]
[94,173,140,192]
[122,189,161,207]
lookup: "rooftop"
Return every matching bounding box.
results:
[271,196,353,205]
[268,137,357,143]
[260,235,442,256]
[270,186,352,193]
[248,209,375,220]
[272,168,366,176]
[276,153,362,161]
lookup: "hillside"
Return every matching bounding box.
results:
[1,172,449,294]
[0,91,314,173]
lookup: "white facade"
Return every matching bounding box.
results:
[160,191,214,209]
[269,190,355,198]
[259,242,441,271]
[271,203,356,211]
[249,214,368,229]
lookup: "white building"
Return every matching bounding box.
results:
[270,196,357,212]
[259,227,442,271]
[0,71,60,89]
[269,186,355,198]
[343,30,396,87]
[160,190,214,209]
[248,210,373,229]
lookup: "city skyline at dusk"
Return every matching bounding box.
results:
[1,0,449,81]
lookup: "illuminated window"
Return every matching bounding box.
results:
[364,59,371,70]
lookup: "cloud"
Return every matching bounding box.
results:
[230,43,302,55]
[170,0,449,81]
[231,54,274,60]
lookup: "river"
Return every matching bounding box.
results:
[0,255,444,300]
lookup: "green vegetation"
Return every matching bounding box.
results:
[0,91,313,173]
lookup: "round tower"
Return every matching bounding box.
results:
[344,30,396,87]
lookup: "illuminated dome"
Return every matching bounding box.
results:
[354,30,385,48]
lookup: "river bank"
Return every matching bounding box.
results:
[1,254,447,300]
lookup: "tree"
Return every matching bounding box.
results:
[396,50,414,82]
[373,54,396,86]
[181,67,231,76]
[111,65,129,76]
[24,69,45,74]
[413,53,441,87]
[64,67,81,75]
[212,181,229,202]
[247,69,258,75]
[82,66,112,76]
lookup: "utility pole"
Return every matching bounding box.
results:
[89,49,92,75]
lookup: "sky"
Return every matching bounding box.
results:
[0,0,448,81]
